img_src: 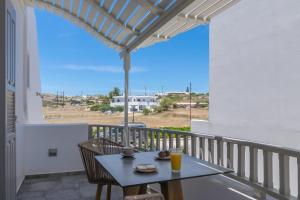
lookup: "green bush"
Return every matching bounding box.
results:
[159,97,174,111]
[143,108,151,115]
[113,106,124,112]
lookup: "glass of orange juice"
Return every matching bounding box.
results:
[170,148,182,173]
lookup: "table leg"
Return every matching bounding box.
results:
[160,181,183,200]
[123,185,147,197]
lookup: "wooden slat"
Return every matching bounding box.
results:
[119,1,137,24]
[79,0,89,20]
[249,147,258,182]
[87,6,97,25]
[55,0,62,7]
[64,0,71,12]
[72,0,80,16]
[263,150,273,188]
[279,154,290,196]
[237,144,245,177]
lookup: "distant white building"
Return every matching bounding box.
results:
[111,96,159,112]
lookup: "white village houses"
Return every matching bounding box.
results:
[111,96,159,112]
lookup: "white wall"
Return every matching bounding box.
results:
[23,124,88,176]
[25,7,44,123]
[192,0,300,149]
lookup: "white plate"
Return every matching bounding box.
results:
[135,164,157,173]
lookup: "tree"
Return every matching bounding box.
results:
[186,86,190,93]
[159,97,174,111]
[143,108,151,115]
[109,87,121,99]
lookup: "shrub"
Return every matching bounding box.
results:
[113,106,124,112]
[143,108,151,115]
[159,97,174,111]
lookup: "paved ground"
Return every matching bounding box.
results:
[17,172,275,200]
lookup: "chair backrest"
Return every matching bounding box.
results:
[78,138,123,184]
[124,193,165,200]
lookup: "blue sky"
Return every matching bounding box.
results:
[35,9,209,96]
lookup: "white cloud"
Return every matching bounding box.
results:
[63,64,148,73]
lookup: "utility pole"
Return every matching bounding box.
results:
[144,86,147,96]
[62,91,65,108]
[189,82,192,127]
[56,91,59,107]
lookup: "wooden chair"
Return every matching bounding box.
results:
[78,138,123,200]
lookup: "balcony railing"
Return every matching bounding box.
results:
[88,124,300,200]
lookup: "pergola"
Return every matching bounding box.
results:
[24,0,239,146]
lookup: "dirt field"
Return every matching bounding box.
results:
[43,106,208,128]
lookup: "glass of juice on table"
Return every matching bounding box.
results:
[170,148,182,173]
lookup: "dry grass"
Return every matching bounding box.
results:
[43,106,208,128]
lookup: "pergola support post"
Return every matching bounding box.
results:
[122,50,131,147]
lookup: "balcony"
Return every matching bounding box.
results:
[16,124,300,200]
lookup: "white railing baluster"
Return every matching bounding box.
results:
[249,147,258,182]
[150,130,155,151]
[121,128,124,144]
[162,132,167,150]
[227,142,234,169]
[199,137,205,160]
[279,153,290,196]
[191,136,196,157]
[263,150,273,189]
[176,134,180,148]
[208,139,214,163]
[237,144,245,177]
[144,129,148,150]
[109,127,112,141]
[184,135,188,154]
[138,129,142,149]
[217,138,223,166]
[156,131,161,151]
[297,156,300,199]
[169,133,173,149]
[131,129,136,146]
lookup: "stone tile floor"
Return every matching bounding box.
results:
[17,172,123,200]
[18,172,276,200]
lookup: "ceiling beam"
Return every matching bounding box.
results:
[85,0,138,35]
[125,0,196,52]
[177,13,209,24]
[136,0,164,15]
